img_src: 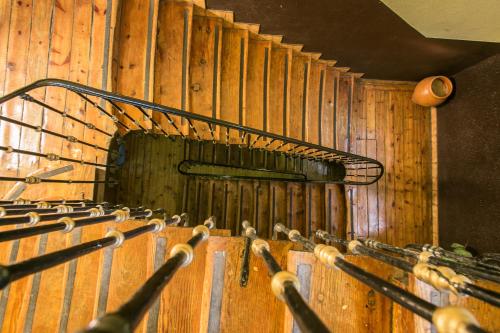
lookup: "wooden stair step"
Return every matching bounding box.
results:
[154,0,194,136]
[199,236,296,332]
[219,26,249,143]
[189,14,223,141]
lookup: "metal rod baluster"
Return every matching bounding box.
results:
[274,224,487,333]
[242,221,330,333]
[75,92,131,132]
[0,215,184,290]
[355,236,500,284]
[0,115,109,152]
[21,94,113,137]
[106,100,149,133]
[405,243,500,274]
[315,229,500,308]
[80,217,215,333]
[0,145,112,168]
[134,105,170,138]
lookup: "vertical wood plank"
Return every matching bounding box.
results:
[0,0,33,197]
[244,37,271,133]
[219,27,248,142]
[268,46,291,136]
[321,68,336,148]
[305,61,325,145]
[287,53,309,140]
[189,15,222,140]
[154,0,193,135]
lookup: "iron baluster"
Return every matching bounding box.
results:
[75,92,131,132]
[313,229,500,308]
[20,93,113,137]
[274,225,488,333]
[0,115,109,152]
[242,221,330,333]
[80,217,215,333]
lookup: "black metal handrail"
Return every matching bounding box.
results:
[0,79,384,185]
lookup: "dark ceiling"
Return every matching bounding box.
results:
[207,0,500,81]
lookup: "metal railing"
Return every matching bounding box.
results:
[0,79,384,186]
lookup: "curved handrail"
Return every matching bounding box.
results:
[0,78,384,185]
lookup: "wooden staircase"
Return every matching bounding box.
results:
[1,0,497,332]
[1,221,497,332]
[107,0,361,242]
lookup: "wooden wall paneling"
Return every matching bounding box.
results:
[366,88,378,240]
[286,182,306,235]
[16,0,54,200]
[421,106,432,244]
[112,0,158,130]
[132,135,147,208]
[356,85,368,239]
[286,252,397,332]
[219,26,248,143]
[375,90,388,242]
[189,15,222,140]
[305,183,325,238]
[0,235,42,332]
[199,237,293,333]
[223,180,238,234]
[236,180,254,235]
[196,178,211,223]
[157,227,230,332]
[392,91,405,247]
[430,106,438,245]
[254,181,270,237]
[384,90,396,245]
[270,181,287,232]
[287,52,310,140]
[324,184,347,241]
[402,92,415,246]
[0,0,33,198]
[345,80,359,240]
[210,180,226,229]
[413,98,423,244]
[321,67,336,148]
[305,60,326,145]
[268,46,291,136]
[244,36,271,145]
[62,0,93,199]
[154,0,193,136]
